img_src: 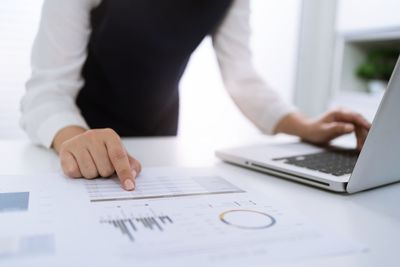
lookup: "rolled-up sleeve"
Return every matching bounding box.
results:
[212,0,296,134]
[20,0,100,147]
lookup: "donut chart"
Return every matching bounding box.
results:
[219,209,276,229]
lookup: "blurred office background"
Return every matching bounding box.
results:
[0,0,399,142]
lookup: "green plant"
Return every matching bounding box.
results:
[356,48,400,81]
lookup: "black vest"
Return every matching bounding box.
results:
[77,0,233,136]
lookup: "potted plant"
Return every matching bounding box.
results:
[356,48,400,94]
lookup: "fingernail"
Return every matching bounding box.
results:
[124,179,135,191]
[132,170,137,178]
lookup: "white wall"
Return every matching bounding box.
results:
[179,0,302,140]
[250,0,302,102]
[293,0,338,116]
[337,0,400,33]
[0,0,43,139]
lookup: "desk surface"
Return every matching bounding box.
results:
[1,135,399,267]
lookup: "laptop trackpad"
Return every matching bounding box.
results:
[263,143,324,158]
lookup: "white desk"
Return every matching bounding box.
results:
[1,136,399,267]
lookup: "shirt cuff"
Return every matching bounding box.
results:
[36,112,89,148]
[259,102,298,135]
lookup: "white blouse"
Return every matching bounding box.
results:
[21,0,295,147]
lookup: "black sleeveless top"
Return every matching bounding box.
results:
[77,0,233,136]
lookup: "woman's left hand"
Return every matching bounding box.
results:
[275,109,371,150]
[301,109,371,150]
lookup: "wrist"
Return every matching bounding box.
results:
[274,112,312,139]
[52,126,87,154]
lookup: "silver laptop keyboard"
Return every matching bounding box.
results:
[273,149,359,176]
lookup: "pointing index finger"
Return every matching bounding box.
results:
[105,137,136,191]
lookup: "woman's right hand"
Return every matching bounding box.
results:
[53,126,141,191]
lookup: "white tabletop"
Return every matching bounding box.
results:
[1,135,399,267]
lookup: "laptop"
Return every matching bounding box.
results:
[216,57,400,193]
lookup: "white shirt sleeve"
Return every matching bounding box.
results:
[20,0,101,148]
[212,0,296,135]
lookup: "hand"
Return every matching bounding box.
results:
[300,109,371,149]
[275,110,371,150]
[53,126,141,191]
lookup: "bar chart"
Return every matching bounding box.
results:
[100,215,174,242]
[0,192,29,212]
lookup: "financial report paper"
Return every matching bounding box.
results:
[0,168,364,267]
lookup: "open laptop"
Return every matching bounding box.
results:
[216,57,400,193]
